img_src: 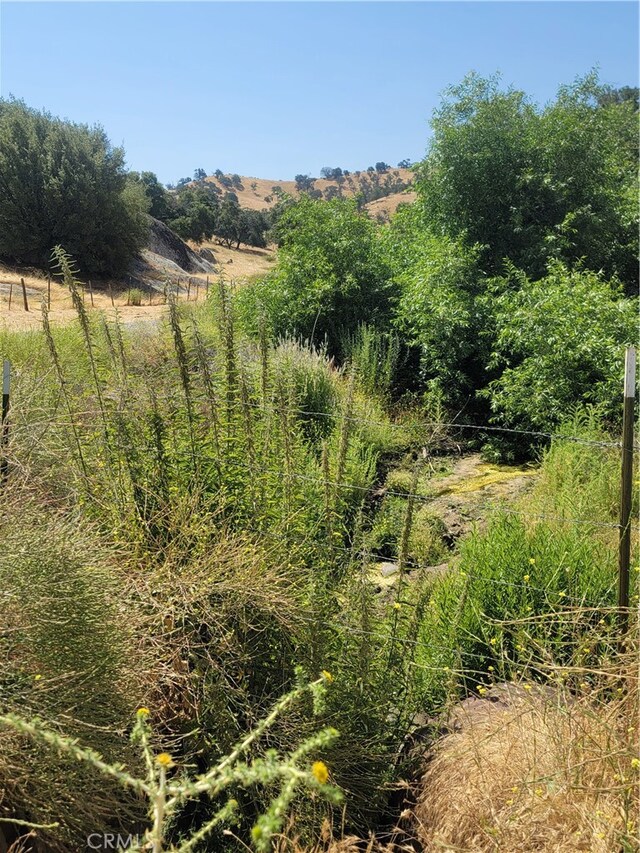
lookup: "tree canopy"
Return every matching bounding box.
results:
[238,197,393,354]
[0,98,149,276]
[415,72,639,291]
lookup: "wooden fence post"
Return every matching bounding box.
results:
[618,345,636,639]
[20,278,29,312]
[8,281,12,311]
[196,280,200,301]
[47,273,51,310]
[187,278,191,301]
[88,279,95,307]
[206,275,209,297]
[1,360,10,484]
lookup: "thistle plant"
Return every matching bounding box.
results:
[0,672,341,853]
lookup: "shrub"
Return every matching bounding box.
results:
[0,98,149,276]
[237,197,393,357]
[484,262,639,433]
[128,287,144,306]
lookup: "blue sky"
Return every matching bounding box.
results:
[1,2,638,184]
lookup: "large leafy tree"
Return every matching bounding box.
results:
[168,185,219,243]
[386,204,487,408]
[0,98,149,276]
[128,171,172,221]
[238,197,393,354]
[415,73,638,291]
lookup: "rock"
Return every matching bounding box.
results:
[145,217,216,274]
[379,562,399,577]
[198,247,216,263]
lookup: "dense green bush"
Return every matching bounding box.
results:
[237,197,393,356]
[388,207,486,408]
[0,98,149,276]
[483,262,638,432]
[414,72,639,291]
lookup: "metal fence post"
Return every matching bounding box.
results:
[618,345,636,639]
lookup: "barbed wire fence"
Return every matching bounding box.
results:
[0,347,637,645]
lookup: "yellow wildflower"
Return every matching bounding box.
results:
[136,707,150,717]
[529,558,536,565]
[155,753,174,768]
[392,602,401,610]
[312,761,329,784]
[631,758,640,770]
[523,574,530,583]
[321,670,334,684]
[34,674,42,681]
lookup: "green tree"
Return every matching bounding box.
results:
[128,171,172,221]
[295,174,316,192]
[387,204,486,407]
[238,197,393,355]
[213,193,243,248]
[483,261,639,431]
[0,98,149,276]
[168,186,219,243]
[415,72,639,290]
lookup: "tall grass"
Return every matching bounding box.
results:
[0,266,635,850]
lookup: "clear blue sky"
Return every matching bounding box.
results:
[1,2,638,184]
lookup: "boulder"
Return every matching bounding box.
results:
[145,217,216,274]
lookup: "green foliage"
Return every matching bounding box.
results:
[386,204,486,407]
[0,98,149,276]
[340,324,400,404]
[129,287,144,306]
[483,262,638,432]
[168,185,220,243]
[0,675,341,853]
[211,194,269,249]
[128,171,173,221]
[415,71,639,290]
[413,420,635,704]
[237,197,393,356]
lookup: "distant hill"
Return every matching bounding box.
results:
[198,167,416,220]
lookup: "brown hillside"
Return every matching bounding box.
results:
[365,189,418,221]
[201,168,415,218]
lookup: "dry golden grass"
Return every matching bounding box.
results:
[364,190,418,221]
[0,263,174,331]
[202,169,415,217]
[187,239,277,281]
[415,672,639,852]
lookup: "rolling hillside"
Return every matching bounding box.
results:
[200,167,416,220]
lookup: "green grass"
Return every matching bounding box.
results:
[0,266,635,850]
